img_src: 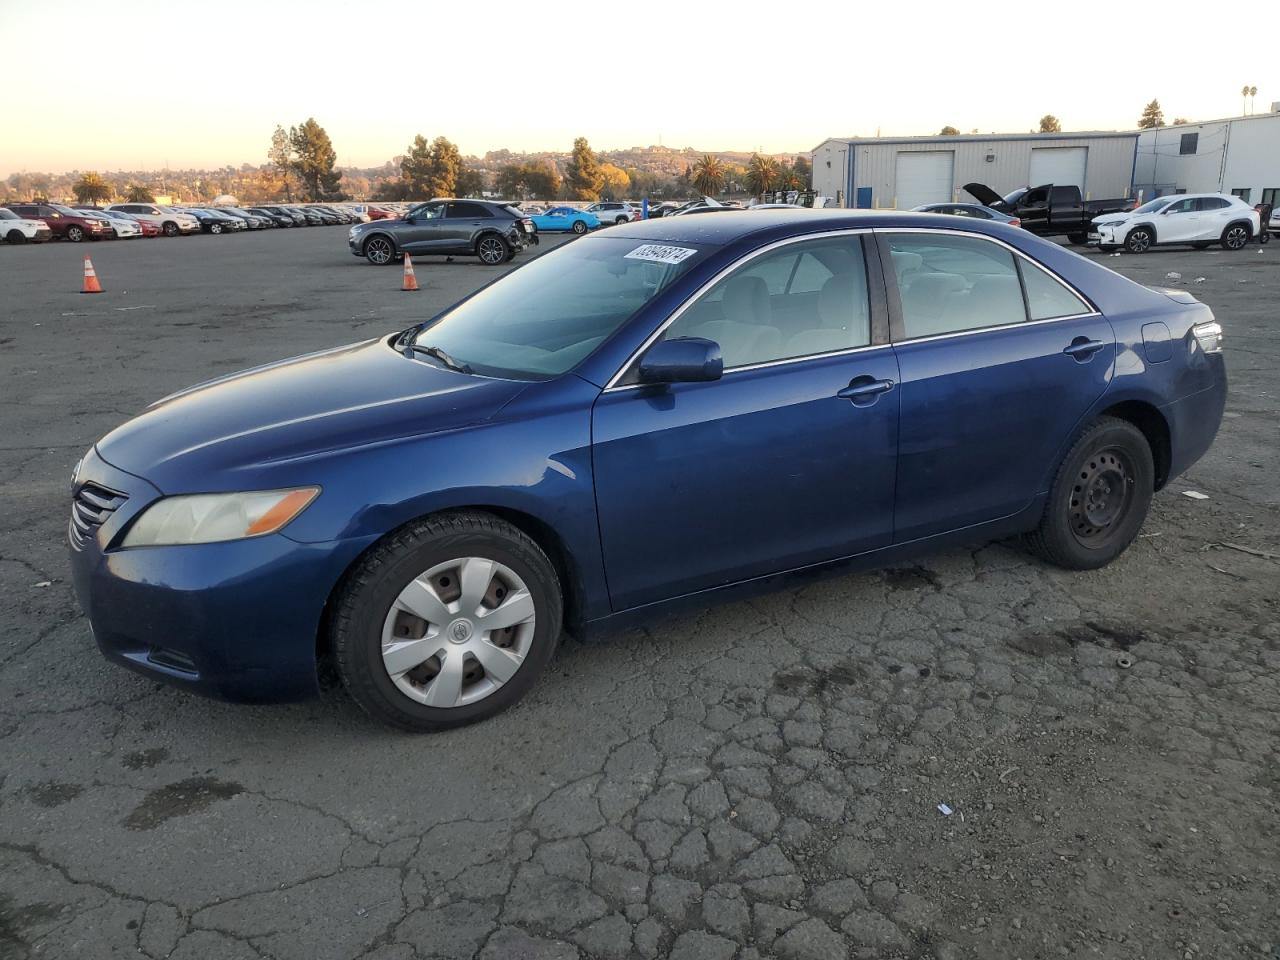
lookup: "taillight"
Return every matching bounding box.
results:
[1008,218,1021,228]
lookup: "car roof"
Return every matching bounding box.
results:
[601,208,1018,245]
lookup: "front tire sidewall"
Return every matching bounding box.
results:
[572,220,587,235]
[332,514,562,731]
[1028,418,1154,570]
[364,236,395,265]
[1124,228,1152,254]
[163,222,178,237]
[67,226,84,242]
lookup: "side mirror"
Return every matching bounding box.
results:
[639,337,723,384]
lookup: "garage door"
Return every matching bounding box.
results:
[1029,146,1087,189]
[895,152,954,209]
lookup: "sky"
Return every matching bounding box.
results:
[2,0,1270,177]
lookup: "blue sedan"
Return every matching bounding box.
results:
[68,210,1226,730]
[530,205,600,234]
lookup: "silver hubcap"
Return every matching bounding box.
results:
[367,238,391,263]
[479,238,503,263]
[381,557,535,708]
[1129,231,1149,252]
[1227,228,1246,248]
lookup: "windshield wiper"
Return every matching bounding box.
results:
[403,343,472,374]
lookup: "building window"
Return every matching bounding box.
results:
[1179,133,1198,155]
[1230,188,1251,202]
[1262,188,1279,209]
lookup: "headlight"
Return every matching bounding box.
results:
[1098,220,1124,227]
[122,487,319,547]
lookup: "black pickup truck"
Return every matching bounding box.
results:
[963,183,1133,244]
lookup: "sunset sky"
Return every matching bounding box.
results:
[3,0,1268,176]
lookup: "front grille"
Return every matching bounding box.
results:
[69,482,127,548]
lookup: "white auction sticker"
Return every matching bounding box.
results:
[624,244,698,265]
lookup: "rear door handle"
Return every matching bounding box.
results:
[1063,338,1106,360]
[837,377,895,403]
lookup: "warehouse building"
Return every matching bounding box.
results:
[1132,108,1280,208]
[812,132,1139,209]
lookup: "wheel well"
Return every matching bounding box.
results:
[474,230,506,249]
[362,232,394,251]
[314,505,581,671]
[1224,219,1253,237]
[1131,222,1156,240]
[1100,400,1171,489]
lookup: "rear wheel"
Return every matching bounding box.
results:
[1024,416,1154,570]
[615,215,629,225]
[363,235,395,265]
[331,511,563,731]
[1124,227,1153,253]
[66,225,85,242]
[477,234,509,265]
[571,220,588,235]
[1221,223,1250,251]
[1067,232,1088,245]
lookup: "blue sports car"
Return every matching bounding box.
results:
[69,210,1226,730]
[530,205,600,234]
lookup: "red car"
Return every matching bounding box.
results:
[4,202,112,242]
[367,205,395,220]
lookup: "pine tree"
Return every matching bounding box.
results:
[1138,99,1165,129]
[288,119,343,200]
[565,137,604,201]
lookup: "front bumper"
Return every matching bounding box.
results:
[31,227,53,242]
[67,447,375,703]
[1088,225,1123,246]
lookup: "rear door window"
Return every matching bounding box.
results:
[885,233,1026,339]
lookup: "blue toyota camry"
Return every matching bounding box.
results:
[68,210,1226,730]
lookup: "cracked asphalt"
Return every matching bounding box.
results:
[1,227,1277,960]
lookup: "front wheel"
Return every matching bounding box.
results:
[571,220,588,235]
[1024,416,1154,570]
[162,221,179,237]
[477,234,509,265]
[1124,227,1153,254]
[209,222,223,234]
[363,235,395,265]
[1067,232,1088,245]
[331,511,563,731]
[66,225,85,242]
[6,229,27,244]
[1221,223,1250,251]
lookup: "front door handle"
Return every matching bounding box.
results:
[837,377,895,404]
[1063,337,1106,361]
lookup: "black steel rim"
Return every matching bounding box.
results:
[1069,446,1135,547]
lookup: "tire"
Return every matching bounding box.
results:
[1067,232,1088,245]
[571,220,588,235]
[1124,227,1153,254]
[209,222,223,234]
[363,235,396,265]
[1024,416,1154,571]
[1221,223,1250,251]
[331,511,563,732]
[6,229,26,244]
[477,234,509,265]
[1192,242,1211,250]
[66,225,85,242]
[162,221,179,237]
[615,216,629,226]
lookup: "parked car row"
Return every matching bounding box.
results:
[0,201,372,243]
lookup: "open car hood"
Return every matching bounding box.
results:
[962,182,1007,208]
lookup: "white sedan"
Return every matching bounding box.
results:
[0,207,52,243]
[79,209,141,239]
[1090,193,1260,253]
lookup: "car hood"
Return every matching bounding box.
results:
[95,337,529,493]
[1091,211,1132,226]
[961,182,1007,208]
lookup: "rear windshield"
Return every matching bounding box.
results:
[411,236,710,379]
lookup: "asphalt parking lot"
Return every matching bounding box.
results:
[1,227,1277,960]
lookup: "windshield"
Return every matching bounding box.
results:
[0,209,17,220]
[411,236,709,379]
[51,204,80,215]
[1001,188,1027,205]
[1130,197,1173,215]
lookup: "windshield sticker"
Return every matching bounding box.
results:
[624,244,698,265]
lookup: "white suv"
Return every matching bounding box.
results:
[107,203,200,237]
[0,208,52,243]
[585,201,638,225]
[1091,193,1260,253]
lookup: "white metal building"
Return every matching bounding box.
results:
[1133,109,1280,209]
[812,132,1139,210]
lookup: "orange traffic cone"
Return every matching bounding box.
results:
[401,253,418,292]
[81,256,102,294]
